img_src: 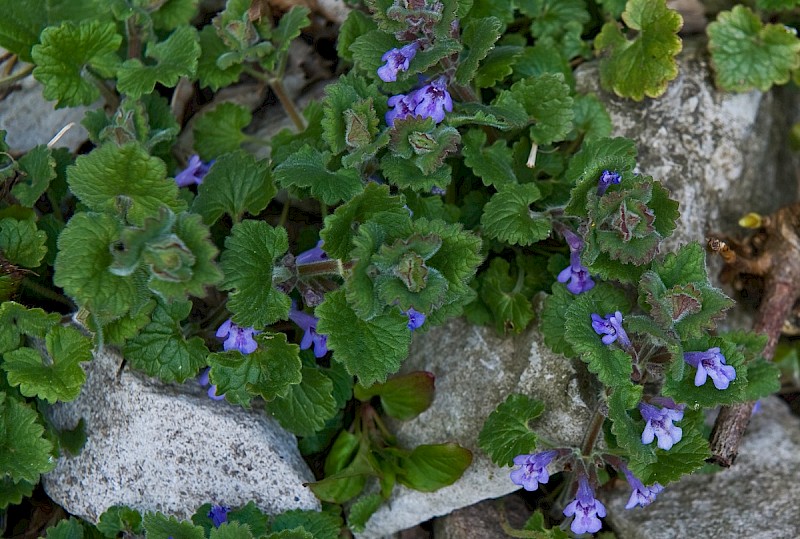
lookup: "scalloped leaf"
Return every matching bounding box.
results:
[480,182,550,246]
[478,393,545,467]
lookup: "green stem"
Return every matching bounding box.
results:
[580,405,607,456]
[0,63,33,90]
[278,197,291,228]
[21,279,75,309]
[47,192,64,222]
[87,70,119,110]
[296,258,344,278]
[269,76,307,131]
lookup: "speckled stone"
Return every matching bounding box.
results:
[42,348,319,522]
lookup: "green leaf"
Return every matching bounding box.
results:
[707,5,800,92]
[513,43,575,88]
[211,522,254,539]
[67,142,185,226]
[193,102,252,161]
[192,151,275,225]
[517,0,590,59]
[348,494,382,534]
[220,220,290,328]
[96,505,144,538]
[269,366,337,436]
[354,371,434,420]
[270,509,342,539]
[142,512,205,539]
[0,392,55,483]
[268,5,311,66]
[54,212,144,324]
[319,183,408,260]
[152,0,199,31]
[316,289,411,387]
[478,393,545,467]
[757,0,800,10]
[197,25,243,91]
[741,358,780,401]
[3,325,92,403]
[520,511,571,538]
[0,301,61,354]
[563,286,634,388]
[502,74,574,145]
[462,128,515,187]
[207,332,302,405]
[273,145,364,205]
[564,137,638,217]
[397,443,472,491]
[13,145,56,207]
[0,476,34,509]
[448,100,529,131]
[123,300,208,383]
[455,17,503,85]
[480,182,550,246]
[570,94,612,141]
[478,257,535,334]
[594,0,683,100]
[31,20,121,108]
[117,25,199,98]
[540,284,577,357]
[474,45,520,88]
[322,74,384,155]
[0,218,47,268]
[338,10,377,62]
[45,518,85,539]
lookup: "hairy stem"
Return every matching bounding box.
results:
[580,406,607,456]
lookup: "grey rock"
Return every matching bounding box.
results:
[432,495,529,539]
[43,347,320,523]
[602,396,800,539]
[357,318,595,538]
[0,68,92,153]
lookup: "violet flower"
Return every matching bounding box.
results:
[597,169,621,196]
[591,311,631,347]
[197,367,225,401]
[563,475,606,535]
[207,504,230,527]
[295,240,329,265]
[404,307,426,331]
[557,250,595,295]
[683,347,736,390]
[385,76,453,126]
[509,450,557,492]
[621,466,663,509]
[377,42,419,82]
[216,319,260,355]
[289,303,328,358]
[175,155,212,187]
[639,400,684,450]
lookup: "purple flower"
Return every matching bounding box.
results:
[509,450,557,491]
[683,347,736,390]
[295,240,329,265]
[198,367,225,401]
[622,468,663,509]
[563,475,606,535]
[597,169,621,196]
[207,504,230,527]
[431,186,446,195]
[175,155,212,187]
[639,401,684,450]
[216,319,260,354]
[558,250,595,294]
[404,307,426,331]
[289,304,328,358]
[591,311,631,348]
[385,76,453,126]
[377,42,419,82]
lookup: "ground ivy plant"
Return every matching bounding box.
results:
[0,0,797,536]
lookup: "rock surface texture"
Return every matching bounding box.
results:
[357,318,595,538]
[43,348,320,522]
[602,396,800,539]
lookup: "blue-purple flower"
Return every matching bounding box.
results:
[558,250,595,295]
[622,467,663,509]
[216,319,260,354]
[563,475,606,535]
[597,169,621,196]
[295,240,329,265]
[377,42,419,82]
[198,367,225,401]
[639,400,684,450]
[207,504,230,527]
[591,311,630,348]
[404,307,426,331]
[175,155,212,187]
[683,347,736,390]
[385,76,453,126]
[289,304,328,358]
[509,450,557,492]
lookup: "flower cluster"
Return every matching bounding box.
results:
[377,42,419,82]
[216,319,260,355]
[563,476,606,535]
[509,450,557,492]
[557,229,594,295]
[683,347,736,390]
[385,76,453,126]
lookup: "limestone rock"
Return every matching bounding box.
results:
[602,396,800,539]
[357,318,594,538]
[43,348,320,522]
